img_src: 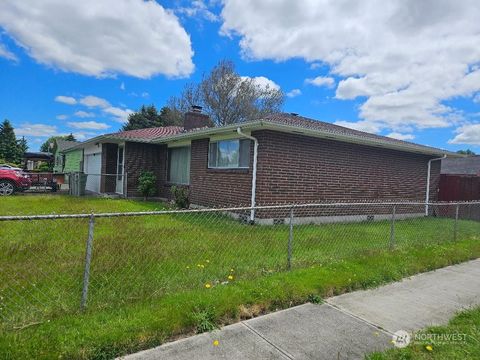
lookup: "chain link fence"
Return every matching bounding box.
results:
[1,201,479,328]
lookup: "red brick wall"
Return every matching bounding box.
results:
[125,142,168,198]
[252,130,440,205]
[189,138,253,207]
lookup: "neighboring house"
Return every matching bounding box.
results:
[53,140,81,174]
[23,152,53,171]
[70,107,459,221]
[439,156,480,201]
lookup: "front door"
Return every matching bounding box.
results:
[115,146,124,194]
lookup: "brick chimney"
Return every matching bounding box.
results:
[184,105,213,131]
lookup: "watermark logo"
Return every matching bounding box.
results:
[392,330,411,348]
[392,329,467,348]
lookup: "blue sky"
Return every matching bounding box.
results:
[0,0,479,152]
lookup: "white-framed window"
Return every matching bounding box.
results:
[168,146,191,184]
[208,139,250,169]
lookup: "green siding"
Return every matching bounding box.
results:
[63,150,82,173]
[53,149,63,173]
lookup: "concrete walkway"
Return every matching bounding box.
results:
[121,259,480,360]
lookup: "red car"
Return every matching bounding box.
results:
[0,168,31,196]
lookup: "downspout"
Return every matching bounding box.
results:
[237,127,258,223]
[425,154,446,216]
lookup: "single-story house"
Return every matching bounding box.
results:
[66,107,459,221]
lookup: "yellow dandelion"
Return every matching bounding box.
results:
[200,264,205,268]
[197,264,201,267]
[205,283,212,289]
[230,268,234,272]
[213,340,219,346]
[425,345,433,352]
[228,275,234,281]
[186,266,190,269]
[206,260,210,263]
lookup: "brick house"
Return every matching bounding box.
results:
[67,108,458,221]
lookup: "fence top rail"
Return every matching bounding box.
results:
[1,200,479,221]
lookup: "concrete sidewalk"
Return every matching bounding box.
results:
[121,259,480,360]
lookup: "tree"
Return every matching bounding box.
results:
[17,136,28,155]
[0,119,23,164]
[168,60,284,126]
[457,149,476,156]
[122,105,180,131]
[40,134,76,153]
[160,106,183,127]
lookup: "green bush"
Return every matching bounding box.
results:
[171,185,190,209]
[138,171,157,200]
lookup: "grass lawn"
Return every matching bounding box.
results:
[367,307,480,359]
[0,195,479,359]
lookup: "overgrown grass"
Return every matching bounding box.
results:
[367,307,480,359]
[0,195,479,359]
[0,194,167,215]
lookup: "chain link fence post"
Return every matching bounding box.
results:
[454,204,459,242]
[287,206,294,270]
[389,205,396,250]
[80,213,95,311]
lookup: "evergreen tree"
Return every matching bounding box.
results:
[0,119,22,164]
[17,136,28,155]
[122,105,166,131]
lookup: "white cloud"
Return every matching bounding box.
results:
[221,0,480,133]
[286,89,302,98]
[15,123,58,137]
[386,132,415,141]
[241,76,280,91]
[67,121,110,130]
[74,111,95,118]
[104,106,133,123]
[79,95,110,108]
[0,0,194,78]
[55,95,77,105]
[0,42,17,61]
[305,76,335,88]
[176,0,219,22]
[72,131,98,141]
[56,114,68,120]
[474,93,480,103]
[449,123,480,145]
[120,82,125,91]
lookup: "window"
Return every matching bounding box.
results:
[208,139,250,168]
[168,146,191,184]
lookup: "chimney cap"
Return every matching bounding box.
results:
[191,105,203,113]
[290,112,299,116]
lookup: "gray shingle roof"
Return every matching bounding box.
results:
[261,113,452,156]
[56,139,78,152]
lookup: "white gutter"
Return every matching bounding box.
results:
[425,154,447,216]
[237,127,258,223]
